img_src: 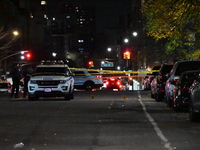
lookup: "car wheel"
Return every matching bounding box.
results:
[84,81,95,91]
[167,94,172,108]
[70,89,74,99]
[155,92,163,102]
[64,94,71,101]
[151,92,154,98]
[172,101,181,112]
[64,88,72,101]
[189,101,199,122]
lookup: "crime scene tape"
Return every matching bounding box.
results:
[69,67,159,75]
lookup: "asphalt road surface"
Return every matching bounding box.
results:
[0,90,200,150]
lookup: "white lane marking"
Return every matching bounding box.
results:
[137,91,173,150]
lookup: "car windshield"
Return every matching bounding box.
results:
[160,65,173,74]
[35,67,70,75]
[175,62,200,76]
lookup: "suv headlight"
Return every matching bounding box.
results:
[30,80,37,84]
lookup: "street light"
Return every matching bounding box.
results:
[107,47,112,52]
[124,38,129,43]
[133,32,138,37]
[12,30,19,36]
[52,52,57,57]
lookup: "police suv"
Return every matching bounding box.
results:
[28,60,74,100]
[72,70,103,91]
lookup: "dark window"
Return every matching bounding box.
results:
[175,62,200,76]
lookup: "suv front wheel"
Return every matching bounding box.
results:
[189,101,199,122]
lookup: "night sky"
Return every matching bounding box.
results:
[62,0,133,32]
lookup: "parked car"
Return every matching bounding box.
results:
[172,70,199,112]
[143,65,161,90]
[189,72,200,122]
[72,70,103,91]
[165,60,200,107]
[151,64,173,101]
[0,81,12,93]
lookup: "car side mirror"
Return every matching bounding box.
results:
[170,80,177,85]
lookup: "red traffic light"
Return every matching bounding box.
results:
[25,53,31,60]
[88,61,94,68]
[123,51,130,59]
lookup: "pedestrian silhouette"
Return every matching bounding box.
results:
[10,63,22,98]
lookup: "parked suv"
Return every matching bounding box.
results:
[72,70,103,91]
[151,64,173,101]
[165,60,200,107]
[28,60,74,100]
[143,65,161,90]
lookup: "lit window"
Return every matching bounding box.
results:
[41,1,46,5]
[30,13,33,18]
[44,14,47,18]
[66,16,70,19]
[78,40,84,43]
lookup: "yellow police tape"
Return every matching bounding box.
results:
[69,67,159,75]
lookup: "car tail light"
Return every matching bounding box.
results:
[117,81,121,85]
[105,81,109,85]
[96,75,102,79]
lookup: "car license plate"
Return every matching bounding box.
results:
[44,88,52,92]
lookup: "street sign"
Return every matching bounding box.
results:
[101,61,114,67]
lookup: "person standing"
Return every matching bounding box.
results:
[22,65,34,98]
[10,63,22,98]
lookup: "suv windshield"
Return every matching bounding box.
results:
[175,61,200,76]
[35,67,70,75]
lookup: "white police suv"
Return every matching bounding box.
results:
[72,70,103,91]
[28,60,74,100]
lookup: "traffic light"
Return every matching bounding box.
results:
[123,51,130,59]
[88,61,94,68]
[25,52,31,60]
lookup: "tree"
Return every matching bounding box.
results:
[142,0,200,59]
[0,27,19,51]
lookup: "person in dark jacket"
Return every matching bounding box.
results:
[22,65,34,98]
[10,63,22,98]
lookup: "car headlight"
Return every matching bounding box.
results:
[30,80,37,84]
